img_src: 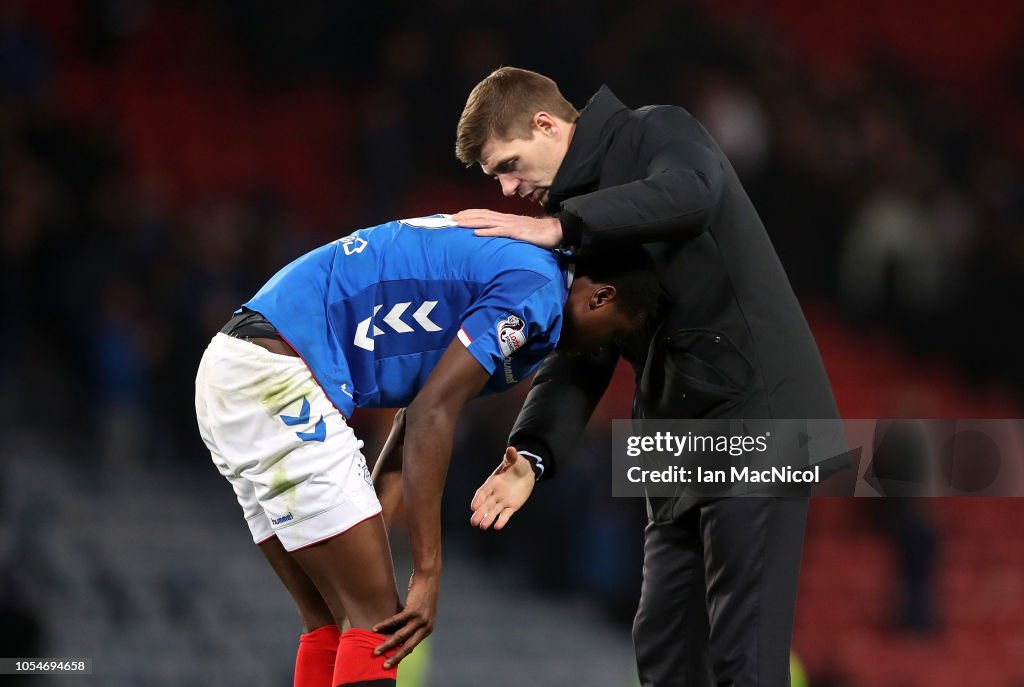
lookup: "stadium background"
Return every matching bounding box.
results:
[2,0,1024,685]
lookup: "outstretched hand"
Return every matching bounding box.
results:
[452,210,562,249]
[469,447,537,530]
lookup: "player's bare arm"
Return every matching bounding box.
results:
[372,339,490,667]
[372,408,406,530]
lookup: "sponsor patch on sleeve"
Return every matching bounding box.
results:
[497,314,527,358]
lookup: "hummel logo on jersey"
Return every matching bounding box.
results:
[354,300,442,351]
[503,358,517,385]
[280,397,327,442]
[340,236,368,255]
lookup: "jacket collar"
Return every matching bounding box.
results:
[544,86,631,213]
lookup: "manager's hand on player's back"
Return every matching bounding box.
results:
[453,209,563,249]
[470,446,537,530]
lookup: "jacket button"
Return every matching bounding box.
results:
[714,336,722,343]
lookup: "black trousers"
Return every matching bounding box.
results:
[632,496,809,687]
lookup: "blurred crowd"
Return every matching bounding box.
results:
[2,0,1024,668]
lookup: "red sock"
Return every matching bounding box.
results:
[333,628,398,686]
[294,625,341,687]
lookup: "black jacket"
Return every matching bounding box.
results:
[509,87,841,515]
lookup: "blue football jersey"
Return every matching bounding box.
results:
[243,214,569,417]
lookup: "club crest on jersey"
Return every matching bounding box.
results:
[497,315,527,358]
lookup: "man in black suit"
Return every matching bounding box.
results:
[453,67,841,686]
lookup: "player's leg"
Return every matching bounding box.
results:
[198,342,338,687]
[288,515,399,629]
[260,535,336,631]
[288,514,402,686]
[204,460,344,687]
[259,535,340,687]
[264,421,399,686]
[700,496,809,686]
[223,472,400,687]
[633,511,715,687]
[197,333,397,685]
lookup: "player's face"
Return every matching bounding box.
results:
[558,277,634,355]
[479,113,572,206]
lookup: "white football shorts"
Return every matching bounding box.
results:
[194,333,381,551]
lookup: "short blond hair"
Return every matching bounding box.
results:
[455,67,579,166]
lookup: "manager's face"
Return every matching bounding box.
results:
[478,112,572,206]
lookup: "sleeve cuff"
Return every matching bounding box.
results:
[516,450,546,481]
[510,440,555,480]
[557,210,585,250]
[457,326,499,375]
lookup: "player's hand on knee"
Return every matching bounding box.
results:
[372,570,440,669]
[469,446,536,531]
